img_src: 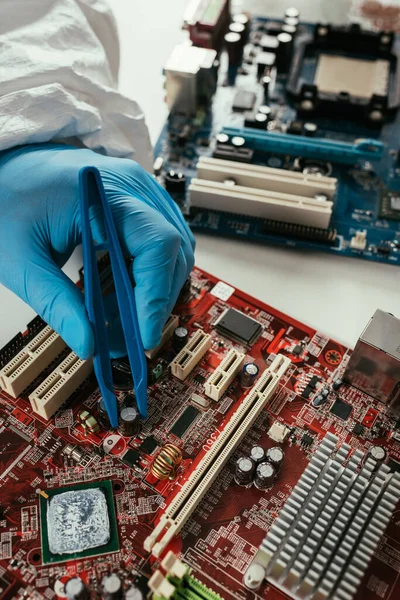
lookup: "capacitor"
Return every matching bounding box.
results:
[254,461,276,490]
[173,326,189,351]
[119,406,140,437]
[216,132,230,145]
[321,388,330,398]
[240,363,259,388]
[224,31,243,67]
[177,277,192,303]
[276,32,293,73]
[262,75,271,101]
[233,13,250,39]
[98,397,111,430]
[332,379,343,391]
[249,444,266,465]
[258,104,273,119]
[284,16,299,27]
[102,573,123,600]
[229,22,246,36]
[368,445,386,463]
[312,394,326,408]
[164,170,186,195]
[304,122,318,137]
[111,357,133,391]
[231,135,246,147]
[65,577,89,600]
[122,393,136,408]
[234,456,256,486]
[285,7,300,19]
[124,586,144,600]
[266,446,284,471]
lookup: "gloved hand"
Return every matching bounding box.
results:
[0,144,195,359]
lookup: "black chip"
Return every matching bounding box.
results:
[121,448,140,467]
[301,433,314,447]
[302,386,312,399]
[170,406,199,439]
[194,374,206,384]
[308,376,319,389]
[232,90,256,112]
[216,308,262,346]
[352,423,364,436]
[330,399,352,421]
[388,458,400,473]
[293,345,302,356]
[140,436,158,455]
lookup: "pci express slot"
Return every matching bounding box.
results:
[0,326,66,398]
[204,348,245,401]
[196,157,337,200]
[146,314,179,360]
[144,354,291,557]
[220,127,383,164]
[29,352,93,419]
[170,329,212,381]
[189,179,333,228]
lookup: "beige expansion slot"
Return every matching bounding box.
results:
[196,157,337,200]
[29,352,93,419]
[145,314,179,359]
[0,326,66,398]
[189,179,333,229]
[144,354,291,557]
[170,329,212,381]
[204,348,245,401]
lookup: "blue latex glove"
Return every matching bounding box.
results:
[0,144,195,358]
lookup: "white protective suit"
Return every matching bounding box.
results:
[0,0,153,171]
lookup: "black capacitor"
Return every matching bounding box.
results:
[234,456,256,486]
[304,122,318,137]
[177,277,192,303]
[231,135,246,147]
[224,31,243,67]
[165,170,186,195]
[216,132,230,145]
[233,13,250,39]
[241,363,260,387]
[102,573,123,600]
[276,32,293,73]
[249,445,266,465]
[112,356,133,391]
[312,394,326,408]
[368,445,386,463]
[124,587,144,600]
[332,379,343,391]
[173,326,189,351]
[65,577,89,600]
[98,397,111,430]
[285,7,300,19]
[262,75,271,101]
[284,16,299,27]
[266,446,284,471]
[282,24,297,35]
[119,406,140,437]
[254,461,276,490]
[229,22,246,36]
[258,105,273,119]
[122,393,136,408]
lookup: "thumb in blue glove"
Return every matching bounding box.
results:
[0,144,195,358]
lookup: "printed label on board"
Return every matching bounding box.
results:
[210,281,235,301]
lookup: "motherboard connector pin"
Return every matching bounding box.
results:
[204,348,245,401]
[170,329,212,381]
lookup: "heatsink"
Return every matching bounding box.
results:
[244,432,400,600]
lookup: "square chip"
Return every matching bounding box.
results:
[330,399,352,421]
[216,308,262,346]
[40,481,118,564]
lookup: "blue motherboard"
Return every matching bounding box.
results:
[154,14,400,266]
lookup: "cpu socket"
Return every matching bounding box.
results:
[286,23,400,125]
[40,480,119,564]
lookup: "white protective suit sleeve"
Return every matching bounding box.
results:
[0,0,153,171]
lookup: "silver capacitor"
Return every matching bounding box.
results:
[266,446,284,471]
[254,462,276,490]
[240,363,259,388]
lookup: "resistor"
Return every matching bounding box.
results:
[151,444,182,480]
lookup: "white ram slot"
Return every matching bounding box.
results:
[189,179,333,228]
[204,348,245,401]
[29,353,93,419]
[197,157,337,200]
[170,329,212,381]
[0,326,66,398]
[144,354,291,556]
[145,314,179,359]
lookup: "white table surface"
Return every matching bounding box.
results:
[0,0,398,350]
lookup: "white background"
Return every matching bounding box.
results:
[0,0,398,349]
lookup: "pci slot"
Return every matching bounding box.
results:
[221,127,383,164]
[29,352,93,419]
[204,348,245,401]
[196,157,337,200]
[189,179,333,228]
[0,326,66,398]
[144,354,291,557]
[170,329,212,381]
[145,314,179,359]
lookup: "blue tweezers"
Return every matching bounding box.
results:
[79,167,147,428]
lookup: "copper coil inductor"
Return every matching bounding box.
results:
[150,443,182,480]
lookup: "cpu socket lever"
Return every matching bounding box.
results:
[79,167,147,427]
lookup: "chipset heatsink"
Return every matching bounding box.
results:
[40,481,119,564]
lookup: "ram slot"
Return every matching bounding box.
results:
[0,326,66,398]
[144,354,291,556]
[204,348,245,401]
[196,156,337,200]
[170,329,212,381]
[29,353,93,419]
[189,179,333,229]
[145,314,179,359]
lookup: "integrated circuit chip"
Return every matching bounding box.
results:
[140,436,159,455]
[170,406,200,439]
[232,90,256,112]
[40,481,118,563]
[215,308,262,346]
[330,398,352,421]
